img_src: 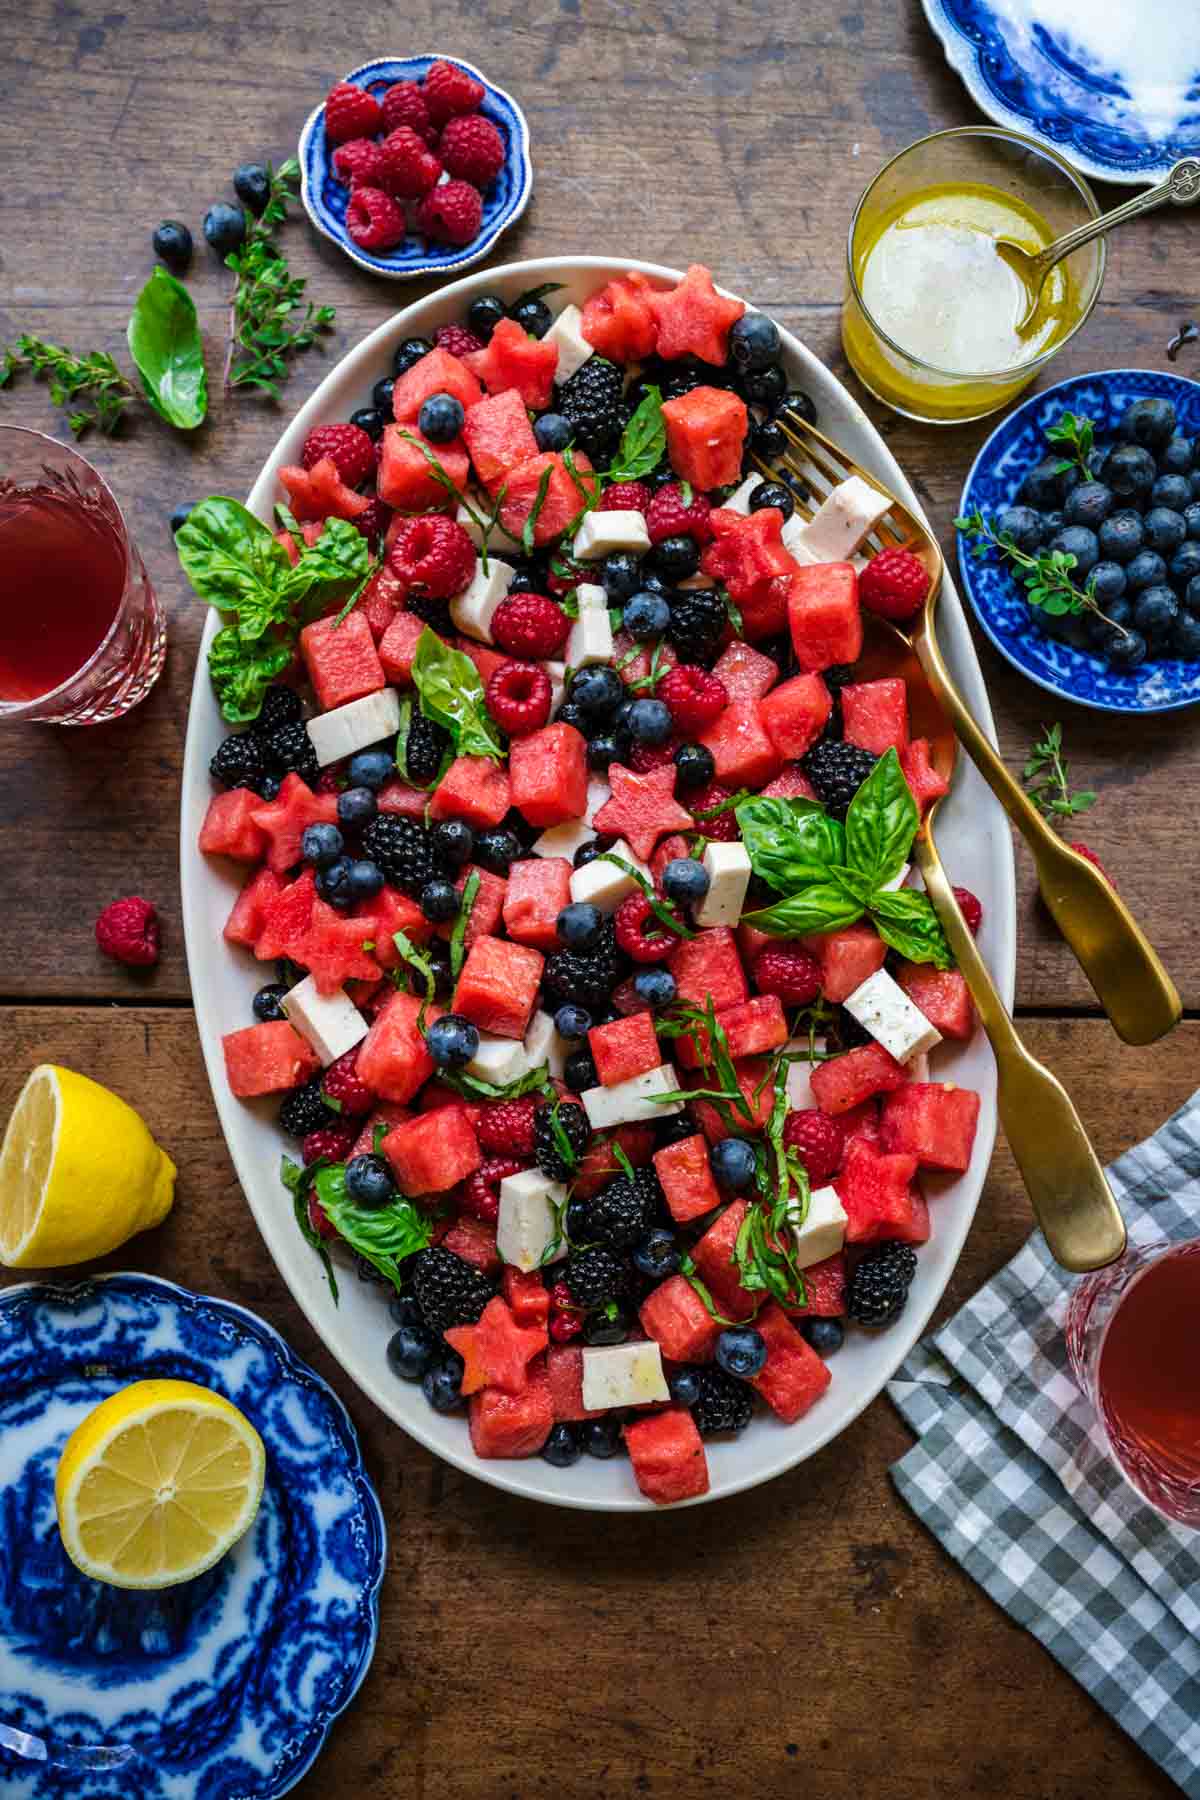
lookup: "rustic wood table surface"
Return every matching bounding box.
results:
[1,2,1196,1794]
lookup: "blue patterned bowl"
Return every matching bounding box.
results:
[0,1272,384,1799]
[957,368,1200,713]
[923,0,1200,184]
[298,54,532,280]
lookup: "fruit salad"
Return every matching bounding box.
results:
[191,264,984,1505]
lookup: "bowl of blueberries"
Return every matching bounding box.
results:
[956,370,1200,713]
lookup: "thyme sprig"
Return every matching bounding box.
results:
[956,506,1128,639]
[225,159,336,396]
[5,336,134,435]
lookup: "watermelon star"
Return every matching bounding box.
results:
[250,773,341,875]
[445,1295,549,1395]
[647,264,746,366]
[592,762,694,862]
[302,897,382,996]
[702,505,798,604]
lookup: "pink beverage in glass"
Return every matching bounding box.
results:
[0,425,166,725]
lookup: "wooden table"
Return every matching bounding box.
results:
[1,4,1194,1793]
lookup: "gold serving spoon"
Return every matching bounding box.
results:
[758,412,1181,1048]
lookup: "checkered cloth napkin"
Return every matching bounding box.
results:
[888,1091,1200,1798]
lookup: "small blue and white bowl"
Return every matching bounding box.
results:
[299,54,532,281]
[957,368,1200,714]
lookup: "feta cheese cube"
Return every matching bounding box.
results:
[568,839,648,912]
[581,1063,683,1130]
[544,660,567,713]
[581,1341,670,1411]
[584,775,611,824]
[843,967,942,1063]
[793,475,890,563]
[533,817,595,860]
[544,302,593,384]
[281,977,368,1066]
[566,582,614,669]
[466,1033,529,1087]
[449,557,516,643]
[791,1184,848,1269]
[694,840,752,928]
[724,473,763,516]
[784,1036,827,1112]
[573,509,651,560]
[497,1168,568,1272]
[455,495,488,552]
[780,512,820,564]
[523,1009,568,1080]
[306,687,401,768]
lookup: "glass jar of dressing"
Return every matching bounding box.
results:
[842,126,1106,424]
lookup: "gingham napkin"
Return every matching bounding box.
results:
[889,1092,1200,1798]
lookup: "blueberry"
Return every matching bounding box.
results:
[555,1004,592,1040]
[1158,436,1194,477]
[258,774,282,801]
[1062,482,1114,530]
[431,819,474,868]
[1048,526,1099,577]
[748,418,787,463]
[346,1153,397,1207]
[749,479,795,521]
[388,1294,423,1329]
[587,731,631,772]
[387,1323,436,1381]
[582,1305,632,1347]
[622,591,671,639]
[776,388,817,425]
[716,1326,767,1378]
[421,878,460,922]
[1041,509,1064,538]
[738,361,788,407]
[1105,628,1148,670]
[582,1415,624,1458]
[302,821,344,866]
[347,747,394,791]
[1172,612,1200,658]
[1188,575,1200,613]
[152,219,193,271]
[1185,503,1200,542]
[634,968,676,1008]
[1088,561,1127,606]
[729,312,781,371]
[1133,587,1179,640]
[233,162,272,215]
[711,1136,756,1189]
[349,407,386,445]
[426,1015,480,1071]
[346,855,382,907]
[994,505,1043,554]
[637,570,674,599]
[602,551,644,603]
[252,982,289,1022]
[1120,395,1176,450]
[533,411,572,452]
[667,1367,701,1407]
[1017,455,1071,510]
[1125,549,1168,593]
[203,201,245,256]
[467,294,506,340]
[800,1317,845,1355]
[393,336,433,375]
[651,534,701,579]
[422,1353,465,1413]
[315,856,355,908]
[1192,471,1200,500]
[1152,474,1192,513]
[632,1228,681,1281]
[662,858,710,906]
[1143,506,1186,555]
[1102,442,1157,503]
[372,375,395,415]
[474,827,521,875]
[627,697,673,745]
[512,297,553,339]
[574,836,612,869]
[169,500,195,534]
[418,392,465,444]
[570,664,624,718]
[536,1420,581,1468]
[555,700,588,733]
[674,741,716,788]
[557,902,604,949]
[564,1048,599,1093]
[1098,510,1144,564]
[1170,541,1200,591]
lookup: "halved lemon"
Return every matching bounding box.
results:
[55,1379,266,1589]
[0,1064,175,1268]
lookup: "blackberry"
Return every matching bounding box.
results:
[558,356,625,457]
[279,1078,335,1138]
[411,1247,495,1336]
[586,1175,655,1249]
[846,1240,918,1327]
[564,1245,630,1309]
[255,684,305,734]
[360,814,439,895]
[691,1365,754,1435]
[533,1100,592,1181]
[543,915,623,1010]
[667,588,727,663]
[405,712,451,785]
[801,739,878,819]
[403,593,454,634]
[210,731,268,792]
[654,1109,699,1149]
[265,720,319,784]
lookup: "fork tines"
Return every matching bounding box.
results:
[753,408,918,558]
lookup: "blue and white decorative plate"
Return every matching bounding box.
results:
[299,54,532,280]
[0,1272,384,1799]
[958,368,1200,713]
[923,0,1200,184]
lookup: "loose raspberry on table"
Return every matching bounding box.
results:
[345,186,406,253]
[753,945,823,1006]
[300,423,375,488]
[439,114,506,186]
[476,1096,538,1158]
[952,886,983,934]
[95,896,160,967]
[462,1155,526,1224]
[324,81,383,145]
[628,742,677,773]
[381,79,435,141]
[613,891,676,963]
[491,593,569,658]
[387,515,475,599]
[322,1047,374,1116]
[379,126,443,199]
[1068,842,1116,888]
[422,57,486,126]
[603,481,653,513]
[645,482,714,546]
[687,781,739,841]
[858,547,929,623]
[782,1108,846,1186]
[659,664,728,734]
[332,138,387,190]
[301,1123,358,1165]
[416,180,483,247]
[434,322,484,357]
[486,660,553,735]
[352,496,392,547]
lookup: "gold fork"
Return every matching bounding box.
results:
[759,413,1182,1049]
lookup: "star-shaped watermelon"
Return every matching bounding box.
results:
[445,1295,549,1395]
[250,774,340,875]
[592,762,694,862]
[647,264,746,365]
[702,506,798,603]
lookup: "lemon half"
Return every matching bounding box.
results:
[55,1379,266,1589]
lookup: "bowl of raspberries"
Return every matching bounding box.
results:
[299,54,532,278]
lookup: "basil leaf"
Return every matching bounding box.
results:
[844,747,918,889]
[176,496,293,635]
[208,624,293,723]
[735,795,845,892]
[607,386,665,483]
[522,462,555,555]
[440,1065,553,1102]
[868,888,953,969]
[450,869,480,979]
[313,1164,433,1291]
[743,883,864,937]
[411,627,503,762]
[285,516,372,622]
[827,863,877,906]
[280,1154,339,1299]
[127,266,207,430]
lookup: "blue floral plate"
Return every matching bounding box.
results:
[299,54,532,280]
[958,368,1200,713]
[923,0,1200,183]
[0,1272,384,1799]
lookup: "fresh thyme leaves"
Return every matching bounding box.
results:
[7,335,134,435]
[224,159,335,396]
[1022,722,1097,823]
[955,506,1128,638]
[450,870,481,980]
[1044,410,1095,479]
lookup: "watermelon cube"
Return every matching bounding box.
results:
[442,1215,502,1275]
[614,629,680,693]
[747,1301,832,1423]
[880,1082,981,1172]
[623,1407,709,1504]
[469,1358,554,1458]
[697,699,782,789]
[462,387,539,492]
[304,897,381,995]
[199,787,269,863]
[835,1138,927,1244]
[647,264,745,364]
[454,933,543,1039]
[546,1344,605,1421]
[279,457,370,523]
[668,927,748,1012]
[429,754,512,831]
[738,571,793,641]
[818,923,887,1003]
[464,317,558,410]
[653,1133,721,1224]
[377,424,470,512]
[692,1199,763,1319]
[701,507,796,606]
[224,867,284,949]
[896,962,974,1039]
[499,452,599,548]
[383,1103,481,1196]
[711,639,778,704]
[356,988,439,1102]
[391,346,483,423]
[377,609,426,685]
[251,774,340,875]
[501,856,570,950]
[760,673,833,759]
[786,563,863,671]
[811,1042,908,1114]
[784,1251,847,1319]
[348,1101,412,1160]
[841,678,909,757]
[503,1266,550,1329]
[661,386,748,490]
[760,763,818,802]
[508,723,588,828]
[580,270,659,363]
[572,1123,656,1198]
[691,1063,777,1143]
[675,995,787,1069]
[351,563,403,643]
[376,778,429,818]
[356,885,432,970]
[639,1274,721,1362]
[438,864,507,948]
[840,1100,882,1149]
[253,868,317,963]
[222,1021,320,1097]
[588,1012,660,1087]
[445,1295,546,1392]
[900,738,950,814]
[452,634,511,688]
[300,612,386,714]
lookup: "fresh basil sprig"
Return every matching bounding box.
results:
[605,387,665,484]
[126,267,207,431]
[410,627,503,762]
[311,1163,433,1294]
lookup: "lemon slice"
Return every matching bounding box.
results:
[55,1379,266,1589]
[0,1064,175,1268]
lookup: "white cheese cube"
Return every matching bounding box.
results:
[568,839,648,912]
[306,687,401,768]
[544,660,567,713]
[694,841,752,928]
[843,968,942,1063]
[522,1009,567,1079]
[534,817,595,860]
[793,475,890,563]
[581,1063,683,1130]
[573,509,651,560]
[581,1341,670,1411]
[791,1184,848,1269]
[497,1168,567,1272]
[780,512,820,564]
[878,862,911,893]
[466,1033,529,1087]
[449,557,516,643]
[584,775,611,824]
[544,302,594,384]
[566,583,614,669]
[281,977,368,1066]
[784,1036,827,1112]
[455,495,488,552]
[724,473,763,516]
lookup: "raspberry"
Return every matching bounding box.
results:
[434,322,484,357]
[858,547,929,623]
[422,57,486,127]
[613,892,675,963]
[345,187,406,253]
[379,126,443,199]
[332,138,387,189]
[95,896,160,967]
[549,1309,583,1343]
[753,945,823,1006]
[416,180,483,247]
[782,1109,846,1185]
[321,1047,374,1116]
[486,660,553,735]
[439,114,506,186]
[602,481,653,513]
[688,781,738,841]
[659,664,728,734]
[462,1155,526,1224]
[952,886,983,934]
[315,768,343,793]
[491,593,569,658]
[300,423,375,488]
[387,515,475,599]
[324,81,383,145]
[307,1193,337,1241]
[352,496,392,547]
[645,482,714,546]
[476,1096,538,1158]
[301,1123,357,1164]
[1069,842,1116,888]
[546,557,588,597]
[628,742,678,773]
[380,80,435,141]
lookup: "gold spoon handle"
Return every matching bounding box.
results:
[914,830,1126,1272]
[913,622,1181,1046]
[1025,157,1200,282]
